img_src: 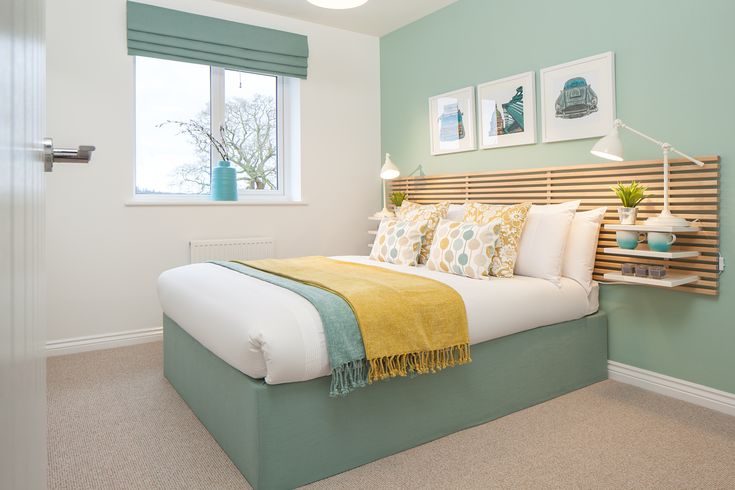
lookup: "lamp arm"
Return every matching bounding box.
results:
[407,164,426,177]
[616,119,704,167]
[667,146,705,167]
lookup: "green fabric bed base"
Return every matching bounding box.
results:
[163,312,608,489]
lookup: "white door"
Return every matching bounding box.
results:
[0,0,47,488]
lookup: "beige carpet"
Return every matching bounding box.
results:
[48,342,735,490]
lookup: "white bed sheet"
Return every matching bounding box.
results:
[157,256,599,385]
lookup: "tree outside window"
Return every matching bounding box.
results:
[135,57,283,196]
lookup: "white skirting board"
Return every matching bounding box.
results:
[46,327,162,357]
[45,330,735,417]
[608,361,735,417]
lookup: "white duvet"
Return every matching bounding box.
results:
[157,256,599,385]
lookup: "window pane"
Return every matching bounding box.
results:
[135,57,211,194]
[224,71,278,191]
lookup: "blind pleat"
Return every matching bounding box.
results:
[127,2,308,79]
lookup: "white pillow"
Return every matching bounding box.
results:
[446,203,467,221]
[514,200,580,285]
[562,207,607,293]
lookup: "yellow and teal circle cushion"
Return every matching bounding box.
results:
[426,218,503,279]
[369,219,429,266]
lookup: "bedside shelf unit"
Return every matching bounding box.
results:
[604,224,700,233]
[603,247,700,259]
[367,216,383,249]
[603,272,700,288]
[601,224,703,289]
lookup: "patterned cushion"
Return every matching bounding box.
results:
[369,219,428,266]
[427,219,503,279]
[463,202,531,278]
[395,200,450,264]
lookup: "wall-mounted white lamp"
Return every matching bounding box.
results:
[374,153,400,218]
[591,119,704,227]
[307,0,368,9]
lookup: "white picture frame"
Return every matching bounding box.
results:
[428,86,477,155]
[477,72,536,149]
[540,52,616,143]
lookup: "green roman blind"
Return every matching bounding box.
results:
[127,2,308,79]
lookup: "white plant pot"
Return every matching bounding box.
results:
[617,207,638,225]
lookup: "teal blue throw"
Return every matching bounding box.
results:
[211,261,367,396]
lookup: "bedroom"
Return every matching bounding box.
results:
[1,0,733,488]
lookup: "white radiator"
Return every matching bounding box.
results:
[189,238,275,263]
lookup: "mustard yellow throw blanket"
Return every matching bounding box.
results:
[238,256,470,384]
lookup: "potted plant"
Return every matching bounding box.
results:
[389,191,407,209]
[611,181,648,224]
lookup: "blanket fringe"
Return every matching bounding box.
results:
[367,343,471,384]
[330,359,369,397]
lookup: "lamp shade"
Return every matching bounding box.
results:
[590,127,624,162]
[380,153,400,180]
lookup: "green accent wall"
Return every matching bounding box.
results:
[380,0,734,393]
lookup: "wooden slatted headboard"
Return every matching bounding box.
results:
[389,156,720,296]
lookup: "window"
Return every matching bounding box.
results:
[135,57,290,199]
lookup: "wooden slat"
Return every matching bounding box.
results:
[390,156,720,296]
[392,156,719,182]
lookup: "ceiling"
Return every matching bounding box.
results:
[217,0,459,36]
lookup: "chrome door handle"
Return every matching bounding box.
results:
[43,137,96,172]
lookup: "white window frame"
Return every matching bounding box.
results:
[210,66,285,197]
[131,57,301,205]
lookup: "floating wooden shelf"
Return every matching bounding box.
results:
[603,247,700,259]
[604,224,699,233]
[604,272,700,288]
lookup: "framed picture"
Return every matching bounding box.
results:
[540,52,616,143]
[477,72,536,149]
[428,86,477,155]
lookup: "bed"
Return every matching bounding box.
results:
[158,256,607,489]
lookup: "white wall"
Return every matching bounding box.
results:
[46,0,381,342]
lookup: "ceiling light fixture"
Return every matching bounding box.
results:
[307,0,368,9]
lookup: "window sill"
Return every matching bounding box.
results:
[125,197,307,207]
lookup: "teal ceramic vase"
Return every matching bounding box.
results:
[212,160,238,201]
